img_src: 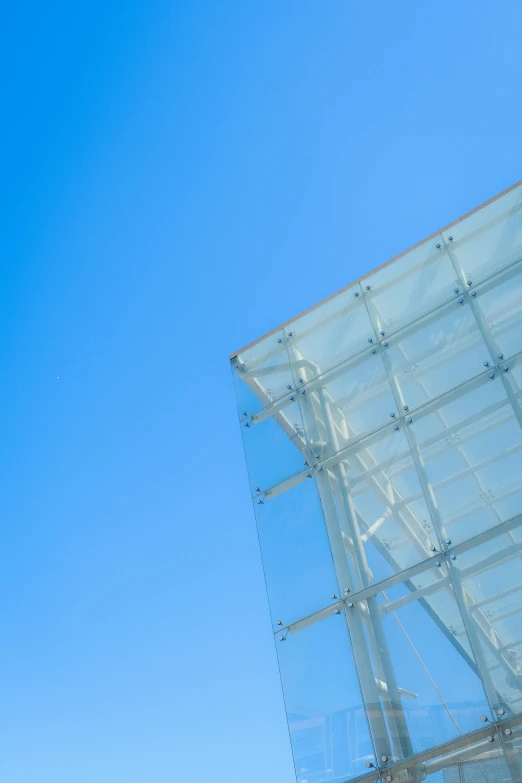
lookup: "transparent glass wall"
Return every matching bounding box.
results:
[231,182,522,783]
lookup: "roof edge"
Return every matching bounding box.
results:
[229,178,522,360]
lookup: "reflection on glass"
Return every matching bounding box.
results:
[442,182,522,286]
[450,521,522,720]
[255,477,339,628]
[284,284,375,383]
[316,423,439,590]
[364,235,460,338]
[276,613,375,783]
[383,299,491,411]
[409,374,522,546]
[388,731,513,782]
[352,559,490,763]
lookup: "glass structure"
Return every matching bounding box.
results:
[230,181,522,783]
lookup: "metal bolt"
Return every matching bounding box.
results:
[487,735,494,742]
[505,729,512,736]
[299,389,305,394]
[277,620,283,625]
[317,466,323,471]
[407,417,412,423]
[502,365,509,372]
[365,762,374,769]
[279,636,285,641]
[347,602,354,608]
[436,243,441,248]
[331,594,338,599]
[498,353,504,359]
[448,235,454,241]
[430,545,436,552]
[435,560,441,567]
[471,290,477,296]
[394,424,399,430]
[467,280,472,286]
[288,331,293,336]
[365,285,371,291]
[371,348,376,354]
[381,755,389,762]
[334,609,341,614]
[450,554,456,560]
[457,297,464,303]
[242,411,247,416]
[380,330,385,336]
[287,385,292,389]
[454,287,460,293]
[368,337,373,343]
[244,422,250,427]
[489,372,495,379]
[290,395,295,401]
[383,341,389,347]
[445,538,451,545]
[484,361,490,366]
[403,405,409,410]
[257,500,264,504]
[277,338,282,343]
[497,709,506,716]
[480,715,489,722]
[386,777,393,782]
[390,412,396,417]
[354,292,359,297]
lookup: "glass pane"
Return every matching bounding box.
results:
[388,731,513,782]
[384,299,491,411]
[500,720,522,782]
[473,259,522,363]
[364,235,460,338]
[450,520,522,719]
[296,349,397,462]
[442,183,522,286]
[354,560,491,763]
[284,284,375,383]
[231,330,294,419]
[240,397,308,494]
[316,422,440,591]
[409,374,522,547]
[255,477,339,629]
[275,612,375,783]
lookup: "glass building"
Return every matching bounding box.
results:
[230,182,522,783]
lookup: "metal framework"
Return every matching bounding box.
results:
[231,182,522,783]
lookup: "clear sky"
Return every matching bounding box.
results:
[1,2,522,782]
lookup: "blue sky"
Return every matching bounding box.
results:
[1,2,522,781]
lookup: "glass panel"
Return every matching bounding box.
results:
[275,612,375,783]
[409,374,522,547]
[317,422,440,591]
[284,284,375,383]
[354,559,491,764]
[364,235,460,338]
[388,731,513,782]
[255,477,339,628]
[473,260,522,363]
[231,330,294,419]
[383,299,491,411]
[500,720,522,782]
[297,349,397,462]
[450,520,522,719]
[240,396,308,494]
[442,183,522,286]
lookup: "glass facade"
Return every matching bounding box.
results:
[230,181,522,783]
